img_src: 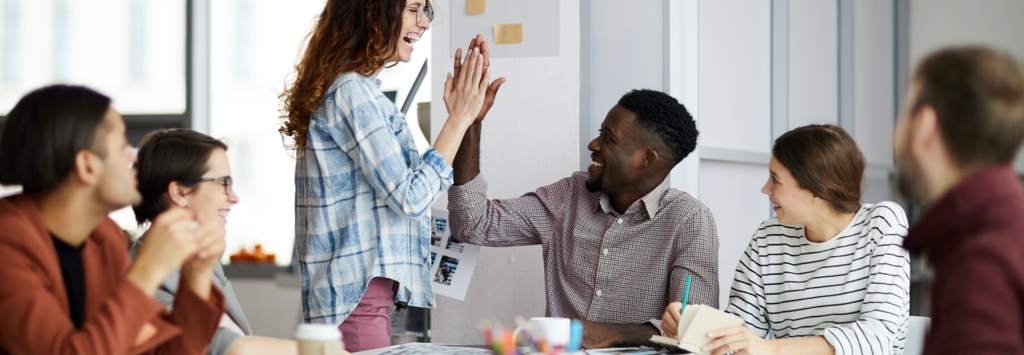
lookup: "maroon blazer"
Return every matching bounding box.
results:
[905,165,1024,354]
[0,194,225,355]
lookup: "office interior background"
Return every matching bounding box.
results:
[1,0,1023,345]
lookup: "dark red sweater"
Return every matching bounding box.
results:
[904,165,1024,354]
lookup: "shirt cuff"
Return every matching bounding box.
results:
[120,279,175,328]
[648,318,667,337]
[173,281,228,352]
[422,148,454,189]
[447,174,487,211]
[822,328,844,355]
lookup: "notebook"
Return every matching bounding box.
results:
[649,304,744,355]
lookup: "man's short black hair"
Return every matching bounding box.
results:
[617,89,698,165]
[0,85,111,194]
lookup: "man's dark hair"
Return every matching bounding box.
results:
[913,46,1024,167]
[617,89,698,165]
[133,129,228,224]
[0,85,112,194]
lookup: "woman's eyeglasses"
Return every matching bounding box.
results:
[406,4,433,24]
[192,176,233,196]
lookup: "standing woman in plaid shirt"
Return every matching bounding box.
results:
[279,0,502,351]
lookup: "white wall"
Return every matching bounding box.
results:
[698,161,770,306]
[428,0,580,344]
[230,278,303,339]
[853,1,897,207]
[909,0,1024,66]
[908,0,1024,171]
[853,0,896,168]
[698,1,772,154]
[581,0,665,167]
[788,0,839,128]
[691,0,773,306]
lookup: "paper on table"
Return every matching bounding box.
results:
[582,347,661,354]
[466,0,485,15]
[354,343,492,355]
[429,208,480,300]
[494,23,523,45]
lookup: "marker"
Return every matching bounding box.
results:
[680,275,692,317]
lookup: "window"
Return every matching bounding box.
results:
[0,0,187,222]
[0,0,186,115]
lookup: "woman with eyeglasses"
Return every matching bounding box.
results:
[130,129,349,355]
[279,0,501,350]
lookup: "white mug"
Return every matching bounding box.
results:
[295,324,345,355]
[513,317,572,350]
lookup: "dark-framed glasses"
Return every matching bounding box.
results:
[192,176,233,196]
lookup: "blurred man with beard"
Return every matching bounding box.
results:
[447,89,719,349]
[896,46,1024,354]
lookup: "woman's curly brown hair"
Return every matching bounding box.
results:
[279,0,416,152]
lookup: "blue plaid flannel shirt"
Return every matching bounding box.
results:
[295,72,453,324]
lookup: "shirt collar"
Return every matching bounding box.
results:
[354,73,382,88]
[904,165,1021,262]
[596,176,671,219]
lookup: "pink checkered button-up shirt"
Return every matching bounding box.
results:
[447,172,719,334]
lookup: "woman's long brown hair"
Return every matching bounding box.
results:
[279,0,406,152]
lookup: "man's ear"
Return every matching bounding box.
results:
[641,149,659,169]
[73,150,101,186]
[167,181,191,207]
[912,105,941,157]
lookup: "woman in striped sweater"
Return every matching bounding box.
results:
[663,124,910,355]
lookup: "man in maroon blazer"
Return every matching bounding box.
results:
[896,46,1024,354]
[0,85,226,354]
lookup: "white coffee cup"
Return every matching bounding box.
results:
[295,324,345,355]
[514,317,572,350]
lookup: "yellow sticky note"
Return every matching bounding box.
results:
[494,23,523,45]
[466,0,485,15]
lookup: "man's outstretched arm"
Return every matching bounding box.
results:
[580,321,660,349]
[453,122,481,185]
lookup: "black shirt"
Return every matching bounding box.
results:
[51,234,86,328]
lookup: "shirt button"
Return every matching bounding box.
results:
[617,218,623,224]
[602,249,608,256]
[596,289,603,297]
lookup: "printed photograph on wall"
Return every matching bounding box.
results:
[429,208,480,300]
[431,217,447,246]
[433,256,459,286]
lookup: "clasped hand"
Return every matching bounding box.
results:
[138,207,225,278]
[444,34,506,124]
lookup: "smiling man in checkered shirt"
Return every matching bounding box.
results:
[448,89,719,349]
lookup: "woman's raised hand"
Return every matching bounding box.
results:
[444,44,490,126]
